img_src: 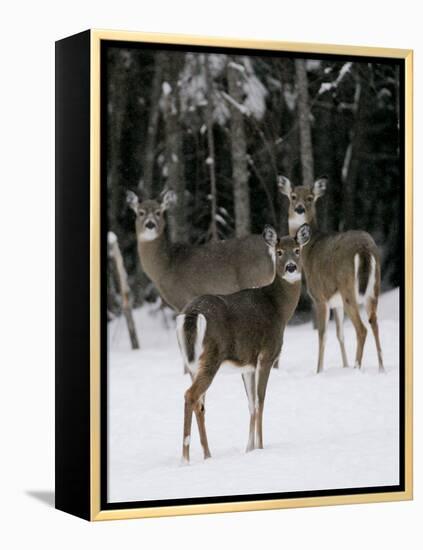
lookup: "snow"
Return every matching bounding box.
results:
[318,82,333,95]
[215,213,228,226]
[284,86,297,111]
[319,62,353,95]
[228,60,246,73]
[241,57,268,121]
[221,90,249,115]
[306,59,322,72]
[162,81,172,96]
[179,53,266,124]
[107,231,117,245]
[107,289,400,503]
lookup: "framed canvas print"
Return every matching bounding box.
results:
[55,29,413,521]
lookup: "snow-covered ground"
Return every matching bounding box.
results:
[107,289,400,503]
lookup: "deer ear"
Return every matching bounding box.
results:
[296,223,311,247]
[161,189,177,211]
[263,225,278,248]
[126,190,139,213]
[277,175,292,197]
[312,176,327,200]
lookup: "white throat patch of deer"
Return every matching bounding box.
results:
[127,189,276,312]
[176,224,311,463]
[278,175,384,375]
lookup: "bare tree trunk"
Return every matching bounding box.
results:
[108,232,140,350]
[279,125,299,235]
[142,55,163,198]
[162,53,188,243]
[107,49,131,232]
[341,66,369,230]
[295,59,314,187]
[227,58,251,237]
[315,103,335,233]
[204,56,218,241]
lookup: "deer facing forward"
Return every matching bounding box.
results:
[176,224,311,463]
[278,175,384,374]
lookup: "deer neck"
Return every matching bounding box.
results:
[137,232,171,282]
[265,273,302,323]
[288,215,318,238]
[298,220,324,271]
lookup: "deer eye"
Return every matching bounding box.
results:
[294,248,300,256]
[155,210,161,217]
[139,209,146,216]
[277,249,283,257]
[291,194,297,201]
[307,195,313,202]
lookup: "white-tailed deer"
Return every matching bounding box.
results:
[278,175,384,374]
[176,224,311,463]
[126,189,276,312]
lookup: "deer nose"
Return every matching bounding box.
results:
[145,221,156,230]
[295,205,305,214]
[285,262,297,273]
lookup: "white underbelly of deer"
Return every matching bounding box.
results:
[220,362,255,375]
[328,291,343,309]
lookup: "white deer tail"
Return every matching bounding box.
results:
[354,252,376,305]
[176,313,207,373]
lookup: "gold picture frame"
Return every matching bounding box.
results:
[55,29,413,521]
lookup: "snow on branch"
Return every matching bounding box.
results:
[220,90,250,116]
[228,61,246,73]
[318,62,353,95]
[162,81,172,96]
[108,231,118,245]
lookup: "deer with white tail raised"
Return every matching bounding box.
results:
[127,189,276,312]
[278,175,384,374]
[176,224,311,463]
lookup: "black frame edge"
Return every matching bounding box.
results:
[55,29,91,521]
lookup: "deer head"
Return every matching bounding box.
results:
[263,223,310,284]
[126,189,177,242]
[277,175,327,234]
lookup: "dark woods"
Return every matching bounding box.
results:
[106,46,401,315]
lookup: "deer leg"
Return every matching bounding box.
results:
[182,391,194,464]
[187,372,211,458]
[366,298,384,373]
[334,306,349,368]
[344,299,367,369]
[182,369,216,463]
[255,361,272,450]
[315,302,329,374]
[242,371,256,452]
[194,394,211,459]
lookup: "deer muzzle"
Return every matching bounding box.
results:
[145,220,156,230]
